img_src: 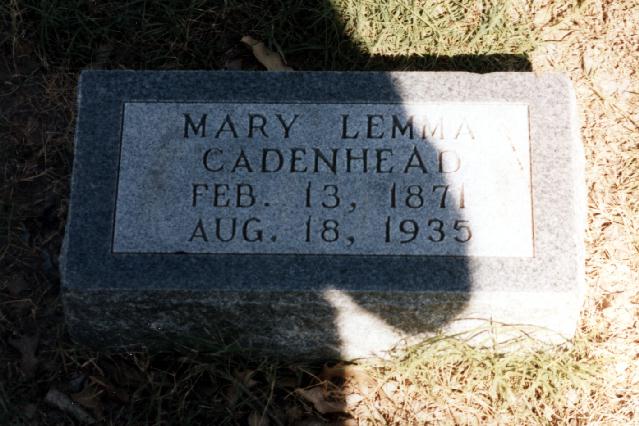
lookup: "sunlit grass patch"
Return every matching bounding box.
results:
[352,330,606,424]
[333,0,537,57]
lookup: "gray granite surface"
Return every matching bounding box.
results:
[61,71,585,358]
[114,101,533,257]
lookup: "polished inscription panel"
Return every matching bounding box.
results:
[113,102,533,256]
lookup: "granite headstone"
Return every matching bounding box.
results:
[61,71,585,358]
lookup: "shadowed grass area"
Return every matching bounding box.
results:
[3,0,535,71]
[1,0,622,424]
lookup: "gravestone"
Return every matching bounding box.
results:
[61,71,585,358]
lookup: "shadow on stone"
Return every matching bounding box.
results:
[290,8,534,358]
[61,2,538,361]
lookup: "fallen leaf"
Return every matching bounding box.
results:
[295,387,344,414]
[235,369,259,388]
[45,389,96,424]
[320,363,376,395]
[71,384,104,419]
[89,375,129,403]
[241,36,292,71]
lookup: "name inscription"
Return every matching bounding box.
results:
[113,102,533,256]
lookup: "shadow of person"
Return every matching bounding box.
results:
[229,5,534,360]
[61,0,532,362]
[98,7,528,358]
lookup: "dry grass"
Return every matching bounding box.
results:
[1,0,638,424]
[334,0,536,57]
[530,0,639,422]
[328,331,605,425]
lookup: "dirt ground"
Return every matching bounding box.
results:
[529,0,639,420]
[1,0,638,424]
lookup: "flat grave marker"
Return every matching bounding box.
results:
[62,71,585,358]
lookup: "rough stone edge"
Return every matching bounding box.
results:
[567,72,588,331]
[64,288,581,359]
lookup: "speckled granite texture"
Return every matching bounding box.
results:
[61,71,585,359]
